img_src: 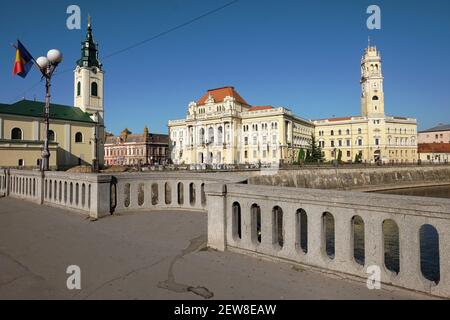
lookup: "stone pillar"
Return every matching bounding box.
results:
[306,207,324,265]
[397,218,423,290]
[334,210,353,266]
[158,181,165,208]
[205,183,227,251]
[364,213,384,274]
[281,204,296,256]
[89,175,112,219]
[171,181,178,207]
[184,181,191,208]
[260,203,274,252]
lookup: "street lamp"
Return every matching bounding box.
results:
[36,49,63,171]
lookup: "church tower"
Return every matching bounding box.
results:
[74,16,105,168]
[360,43,385,117]
[74,16,104,122]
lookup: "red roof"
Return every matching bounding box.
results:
[197,86,249,106]
[418,143,450,153]
[314,116,355,122]
[248,106,273,112]
[327,117,353,122]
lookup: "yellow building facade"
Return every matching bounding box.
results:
[0,20,105,170]
[313,45,418,163]
[168,87,314,166]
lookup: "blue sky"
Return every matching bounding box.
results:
[1,0,449,134]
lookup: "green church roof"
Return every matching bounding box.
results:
[0,99,95,123]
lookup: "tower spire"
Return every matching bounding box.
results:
[76,16,101,69]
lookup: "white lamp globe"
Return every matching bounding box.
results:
[47,49,63,64]
[36,56,49,69]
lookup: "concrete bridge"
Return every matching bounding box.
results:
[0,168,449,299]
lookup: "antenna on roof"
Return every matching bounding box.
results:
[368,35,371,48]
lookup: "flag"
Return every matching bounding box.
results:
[13,40,35,78]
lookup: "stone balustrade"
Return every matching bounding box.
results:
[110,172,242,214]
[205,182,450,298]
[2,168,449,298]
[0,169,244,219]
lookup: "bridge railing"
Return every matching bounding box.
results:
[6,169,42,203]
[110,172,241,214]
[206,182,450,298]
[1,170,245,219]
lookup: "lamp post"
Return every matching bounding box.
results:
[36,49,63,171]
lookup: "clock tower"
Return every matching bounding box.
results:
[360,44,385,117]
[74,16,105,168]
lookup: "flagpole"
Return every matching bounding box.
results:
[12,41,62,171]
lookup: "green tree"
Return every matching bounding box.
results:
[305,134,324,163]
[354,152,362,163]
[297,148,305,164]
[337,149,342,163]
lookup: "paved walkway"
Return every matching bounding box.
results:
[0,197,433,300]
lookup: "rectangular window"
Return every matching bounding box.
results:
[346,139,350,146]
[358,139,363,146]
[253,150,257,158]
[347,151,351,157]
[273,150,277,158]
[263,150,267,158]
[244,151,248,158]
[331,141,335,147]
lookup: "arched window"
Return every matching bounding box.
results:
[189,183,196,205]
[199,128,205,144]
[352,216,365,265]
[165,182,172,205]
[272,206,283,248]
[177,182,184,205]
[323,212,335,259]
[77,81,81,96]
[208,127,214,144]
[383,219,400,274]
[91,82,98,97]
[217,126,223,144]
[372,96,379,101]
[48,130,55,142]
[11,128,22,140]
[251,204,262,244]
[296,209,308,253]
[75,132,83,143]
[232,202,242,240]
[420,224,440,283]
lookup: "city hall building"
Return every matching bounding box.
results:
[168,86,314,165]
[169,44,418,165]
[313,45,418,164]
[0,19,105,170]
